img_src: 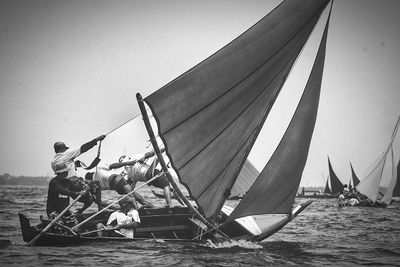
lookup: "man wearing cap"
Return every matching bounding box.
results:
[50,134,106,213]
[51,135,106,180]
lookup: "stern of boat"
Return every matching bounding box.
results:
[219,200,313,242]
[19,213,41,243]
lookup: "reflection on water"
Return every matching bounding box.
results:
[0,185,399,266]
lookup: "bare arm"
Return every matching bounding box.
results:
[80,135,106,154]
[109,160,137,170]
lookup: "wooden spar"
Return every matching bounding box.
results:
[136,93,222,234]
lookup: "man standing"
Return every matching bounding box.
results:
[50,134,106,213]
[51,134,106,180]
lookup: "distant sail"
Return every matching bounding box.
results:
[231,160,259,197]
[328,156,344,194]
[324,176,331,194]
[350,162,360,187]
[393,159,400,197]
[356,115,400,204]
[379,147,397,205]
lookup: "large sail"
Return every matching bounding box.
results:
[145,0,330,218]
[228,6,331,220]
[393,159,400,197]
[357,152,387,202]
[328,157,344,194]
[350,162,360,187]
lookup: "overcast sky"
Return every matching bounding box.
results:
[1,0,399,187]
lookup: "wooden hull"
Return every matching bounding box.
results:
[296,194,338,199]
[19,207,214,246]
[20,202,313,246]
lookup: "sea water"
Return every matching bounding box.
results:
[0,185,399,266]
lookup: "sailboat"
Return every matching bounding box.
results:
[327,156,344,194]
[324,176,332,194]
[354,115,400,207]
[393,159,400,197]
[19,0,332,246]
[296,173,338,199]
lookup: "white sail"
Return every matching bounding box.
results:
[356,115,400,204]
[379,147,397,205]
[356,152,386,202]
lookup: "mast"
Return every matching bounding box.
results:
[136,93,224,234]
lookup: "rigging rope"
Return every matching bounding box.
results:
[104,109,155,137]
[105,113,142,136]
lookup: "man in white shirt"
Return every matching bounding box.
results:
[111,152,172,207]
[50,134,106,213]
[51,135,106,180]
[96,198,140,238]
[85,164,156,208]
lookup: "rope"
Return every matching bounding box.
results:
[105,113,142,136]
[192,221,227,240]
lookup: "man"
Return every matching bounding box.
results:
[46,170,86,227]
[110,153,172,207]
[51,134,106,213]
[96,198,140,238]
[51,134,106,180]
[85,164,156,208]
[343,184,350,197]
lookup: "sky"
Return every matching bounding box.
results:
[0,0,399,188]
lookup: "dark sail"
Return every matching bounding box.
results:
[394,159,400,197]
[228,4,331,219]
[328,156,344,194]
[146,0,330,219]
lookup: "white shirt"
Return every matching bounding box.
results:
[126,163,148,183]
[125,153,156,184]
[107,209,140,238]
[94,165,122,190]
[51,148,81,179]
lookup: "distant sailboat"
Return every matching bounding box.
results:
[230,159,259,199]
[324,176,332,194]
[356,115,400,206]
[327,156,344,194]
[393,159,400,197]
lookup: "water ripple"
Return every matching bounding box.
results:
[1,186,400,266]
